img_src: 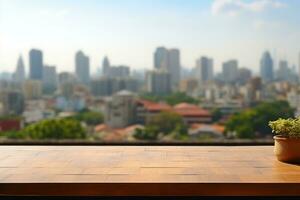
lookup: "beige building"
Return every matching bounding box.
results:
[179,79,198,96]
[105,90,136,128]
[22,80,42,100]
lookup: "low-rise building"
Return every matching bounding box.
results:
[136,99,172,124]
[105,90,136,128]
[22,80,42,100]
[179,79,198,97]
[287,88,300,117]
[173,103,212,125]
[0,118,23,132]
[188,123,225,139]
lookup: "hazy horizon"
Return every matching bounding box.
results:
[1,0,300,74]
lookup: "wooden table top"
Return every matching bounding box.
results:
[0,146,300,196]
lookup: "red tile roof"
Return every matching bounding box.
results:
[137,99,172,112]
[94,124,110,133]
[0,120,21,132]
[190,123,225,135]
[94,124,144,142]
[174,103,211,117]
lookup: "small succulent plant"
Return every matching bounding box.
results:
[269,118,300,138]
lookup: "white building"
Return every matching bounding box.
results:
[154,47,181,88]
[222,60,238,83]
[105,90,136,128]
[14,55,26,83]
[75,51,90,85]
[196,56,214,84]
[287,89,300,117]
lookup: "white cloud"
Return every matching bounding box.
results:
[212,0,286,16]
[252,19,282,30]
[55,9,70,17]
[39,9,70,18]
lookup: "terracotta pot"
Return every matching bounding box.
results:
[274,135,300,163]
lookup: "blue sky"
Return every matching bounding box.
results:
[0,0,299,74]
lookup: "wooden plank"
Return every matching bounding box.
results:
[0,146,299,196]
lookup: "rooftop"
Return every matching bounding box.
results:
[137,99,172,112]
[174,103,211,117]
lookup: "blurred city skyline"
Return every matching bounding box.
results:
[1,0,300,73]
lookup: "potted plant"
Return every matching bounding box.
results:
[269,118,300,163]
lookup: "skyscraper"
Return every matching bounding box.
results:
[298,52,300,79]
[14,55,26,83]
[0,90,25,116]
[146,69,172,95]
[276,60,289,81]
[154,47,181,87]
[58,72,76,85]
[196,56,214,83]
[260,51,274,83]
[43,65,58,93]
[102,56,110,76]
[29,49,43,80]
[237,67,252,85]
[222,60,238,83]
[154,47,169,70]
[168,49,181,87]
[107,66,130,78]
[75,51,90,85]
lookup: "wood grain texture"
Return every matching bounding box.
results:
[0,146,299,196]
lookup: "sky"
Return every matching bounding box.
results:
[0,0,300,74]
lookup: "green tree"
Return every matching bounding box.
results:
[225,101,294,139]
[164,92,199,106]
[69,111,104,126]
[21,118,86,140]
[0,131,26,139]
[134,111,187,140]
[211,108,223,122]
[140,92,199,106]
[148,111,185,135]
[134,126,160,140]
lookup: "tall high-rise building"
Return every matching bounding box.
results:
[276,60,289,81]
[237,67,252,85]
[146,69,172,95]
[14,55,26,83]
[43,65,58,94]
[102,56,110,76]
[107,66,130,78]
[222,60,238,83]
[298,52,300,79]
[0,90,25,116]
[90,77,138,97]
[154,47,169,70]
[196,56,214,84]
[58,72,76,84]
[168,49,181,87]
[75,51,90,85]
[29,49,43,80]
[154,47,181,87]
[260,51,274,83]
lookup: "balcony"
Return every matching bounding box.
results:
[0,146,300,196]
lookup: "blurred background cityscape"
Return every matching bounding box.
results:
[0,0,299,143]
